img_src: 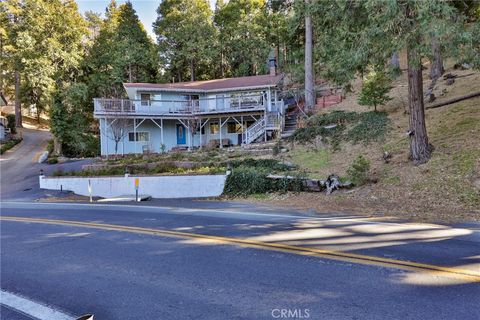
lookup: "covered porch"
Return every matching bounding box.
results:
[98,112,274,156]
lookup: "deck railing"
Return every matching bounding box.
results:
[93,94,281,116]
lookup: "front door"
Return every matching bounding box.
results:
[176,124,186,145]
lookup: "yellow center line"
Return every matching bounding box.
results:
[2,216,479,282]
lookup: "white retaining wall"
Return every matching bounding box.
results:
[39,174,227,199]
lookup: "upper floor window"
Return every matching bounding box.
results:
[140,93,151,106]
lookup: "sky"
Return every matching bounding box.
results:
[75,0,217,39]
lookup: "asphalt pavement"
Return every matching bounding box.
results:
[1,202,479,320]
[0,128,94,201]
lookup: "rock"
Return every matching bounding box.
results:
[38,151,49,163]
[446,78,455,86]
[427,93,436,103]
[383,151,392,163]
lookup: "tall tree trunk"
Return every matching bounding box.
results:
[14,70,22,128]
[407,44,433,165]
[220,50,225,78]
[390,51,400,70]
[429,39,444,81]
[304,0,315,111]
[128,64,132,83]
[53,137,62,156]
[190,59,195,81]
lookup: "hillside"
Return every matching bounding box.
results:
[248,63,480,223]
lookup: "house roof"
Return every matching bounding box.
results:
[123,74,283,93]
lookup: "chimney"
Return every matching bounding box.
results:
[269,57,277,76]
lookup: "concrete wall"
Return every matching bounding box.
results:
[39,174,227,199]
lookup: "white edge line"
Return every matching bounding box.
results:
[0,290,75,320]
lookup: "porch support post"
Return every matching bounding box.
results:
[267,88,272,112]
[241,116,244,145]
[134,118,137,154]
[151,118,163,153]
[160,118,164,146]
[103,118,108,157]
[219,117,222,149]
[199,118,209,149]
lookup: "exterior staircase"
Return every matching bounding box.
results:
[280,108,299,139]
[242,117,266,144]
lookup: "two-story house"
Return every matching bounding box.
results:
[94,66,286,156]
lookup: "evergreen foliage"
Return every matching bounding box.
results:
[358,70,393,112]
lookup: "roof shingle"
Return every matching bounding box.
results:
[123,74,283,92]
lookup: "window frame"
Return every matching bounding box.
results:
[140,93,151,106]
[210,122,219,134]
[128,131,150,142]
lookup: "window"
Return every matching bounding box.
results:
[210,122,219,134]
[128,132,149,142]
[227,122,243,133]
[140,93,150,106]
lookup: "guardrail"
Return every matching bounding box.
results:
[93,95,278,116]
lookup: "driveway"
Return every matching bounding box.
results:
[0,128,94,201]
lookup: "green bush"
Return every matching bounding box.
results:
[61,134,100,158]
[46,156,58,164]
[47,139,54,154]
[229,158,293,171]
[346,155,371,186]
[6,114,16,134]
[224,167,304,196]
[0,138,22,154]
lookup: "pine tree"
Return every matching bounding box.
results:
[310,0,479,164]
[154,0,216,82]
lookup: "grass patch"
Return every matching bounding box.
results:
[290,148,331,171]
[453,150,479,175]
[0,138,22,154]
[291,110,389,147]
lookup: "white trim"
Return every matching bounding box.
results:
[0,290,74,320]
[123,84,278,94]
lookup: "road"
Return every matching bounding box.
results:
[0,128,93,201]
[1,202,479,320]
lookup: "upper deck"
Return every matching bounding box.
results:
[94,94,284,118]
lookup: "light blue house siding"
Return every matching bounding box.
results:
[99,117,248,155]
[94,73,284,156]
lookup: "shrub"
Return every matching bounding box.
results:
[223,166,305,196]
[347,155,371,186]
[47,156,58,164]
[6,114,16,134]
[0,138,22,154]
[358,70,393,112]
[47,139,54,154]
[229,158,293,171]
